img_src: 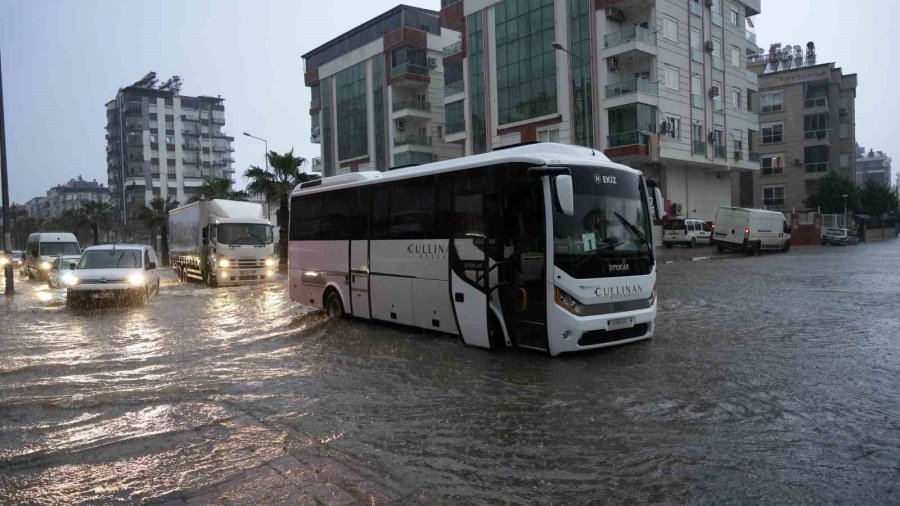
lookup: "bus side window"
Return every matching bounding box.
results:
[371,186,390,240]
[321,189,350,240]
[350,188,370,240]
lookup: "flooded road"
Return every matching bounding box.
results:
[1,242,899,504]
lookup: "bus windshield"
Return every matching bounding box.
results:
[553,166,654,278]
[217,223,273,245]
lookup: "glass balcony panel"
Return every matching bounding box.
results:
[604,26,657,48]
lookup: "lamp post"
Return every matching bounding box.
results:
[243,132,269,173]
[842,193,848,228]
[0,49,13,295]
[552,42,591,148]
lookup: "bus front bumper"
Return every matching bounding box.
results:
[547,303,656,356]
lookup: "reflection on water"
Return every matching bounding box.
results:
[2,246,900,504]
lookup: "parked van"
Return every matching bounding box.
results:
[663,218,712,248]
[712,207,791,254]
[24,233,81,280]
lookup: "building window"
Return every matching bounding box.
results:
[761,155,784,175]
[804,113,828,140]
[729,8,739,26]
[335,61,368,161]
[732,88,742,109]
[663,115,680,139]
[607,104,656,147]
[165,121,174,130]
[662,16,678,42]
[537,127,559,143]
[445,100,465,135]
[731,46,740,67]
[663,66,680,91]
[165,136,174,145]
[500,132,522,146]
[760,91,783,113]
[150,134,158,144]
[372,55,386,170]
[804,81,828,108]
[468,12,487,154]
[762,186,785,207]
[691,74,702,96]
[495,0,557,125]
[570,0,593,147]
[804,145,829,172]
[840,153,850,169]
[712,37,722,57]
[761,123,783,144]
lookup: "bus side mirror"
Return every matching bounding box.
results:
[555,175,575,216]
[646,180,665,221]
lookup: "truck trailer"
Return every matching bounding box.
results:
[168,199,275,287]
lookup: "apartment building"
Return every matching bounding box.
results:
[437,0,762,222]
[302,5,463,176]
[738,44,857,212]
[24,176,110,219]
[106,73,235,221]
[856,147,891,187]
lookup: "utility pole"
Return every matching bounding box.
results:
[0,49,14,294]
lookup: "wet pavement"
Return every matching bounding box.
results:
[1,241,899,504]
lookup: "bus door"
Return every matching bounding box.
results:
[349,196,370,319]
[450,188,493,348]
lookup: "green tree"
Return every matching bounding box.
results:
[858,179,899,217]
[244,149,319,272]
[80,201,112,245]
[140,197,179,266]
[804,171,859,214]
[189,178,250,203]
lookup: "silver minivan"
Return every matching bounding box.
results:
[663,219,711,248]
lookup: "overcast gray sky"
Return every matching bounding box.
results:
[0,0,895,203]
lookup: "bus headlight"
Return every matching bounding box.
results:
[218,258,230,268]
[554,287,579,314]
[62,273,79,286]
[264,257,275,267]
[127,273,145,286]
[40,261,52,270]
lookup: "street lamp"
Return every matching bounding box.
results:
[243,132,269,173]
[842,193,848,228]
[552,42,591,148]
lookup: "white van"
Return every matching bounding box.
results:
[663,218,712,248]
[24,232,81,280]
[64,244,160,307]
[712,207,791,254]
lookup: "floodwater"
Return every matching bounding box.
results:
[1,241,899,504]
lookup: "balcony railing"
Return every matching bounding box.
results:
[443,41,462,58]
[804,96,827,108]
[805,162,828,173]
[745,31,758,45]
[391,63,428,78]
[607,130,648,148]
[183,157,200,164]
[713,99,724,113]
[394,135,432,147]
[804,129,828,141]
[712,56,724,70]
[604,79,658,98]
[733,150,744,161]
[691,47,703,63]
[392,99,431,112]
[690,2,702,16]
[714,144,726,158]
[749,151,761,162]
[310,97,321,110]
[692,94,704,108]
[712,12,723,26]
[693,141,707,155]
[746,71,758,85]
[311,156,322,167]
[604,26,656,48]
[445,80,464,97]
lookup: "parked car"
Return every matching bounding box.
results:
[663,218,712,248]
[24,233,81,280]
[64,244,160,308]
[712,207,791,255]
[47,255,82,288]
[821,228,859,246]
[11,251,24,271]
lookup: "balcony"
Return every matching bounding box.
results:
[690,2,702,16]
[804,96,828,109]
[691,47,703,63]
[607,130,648,148]
[733,150,744,161]
[182,142,200,151]
[445,80,464,98]
[445,121,466,136]
[310,97,320,110]
[394,135,432,148]
[391,63,428,79]
[392,99,431,113]
[394,151,434,167]
[693,141,707,155]
[805,162,828,173]
[311,156,322,172]
[714,144,726,159]
[745,31,758,45]
[124,102,142,117]
[443,41,462,58]
[183,157,200,165]
[211,116,225,124]
[692,94,704,108]
[746,71,759,86]
[602,26,656,59]
[749,152,761,162]
[713,99,724,113]
[604,79,658,99]
[712,56,724,71]
[804,129,829,141]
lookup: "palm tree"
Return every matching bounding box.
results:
[244,149,319,272]
[189,178,250,203]
[80,201,111,245]
[140,197,179,266]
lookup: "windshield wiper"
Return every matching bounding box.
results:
[228,234,265,246]
[575,240,626,266]
[614,212,652,255]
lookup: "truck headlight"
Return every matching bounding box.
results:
[218,258,230,268]
[62,273,79,286]
[127,273,145,285]
[554,287,579,314]
[264,257,274,267]
[40,261,52,270]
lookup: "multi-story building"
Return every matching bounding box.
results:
[437,0,762,223]
[738,44,857,212]
[24,176,110,219]
[105,73,235,221]
[855,147,891,187]
[302,5,463,176]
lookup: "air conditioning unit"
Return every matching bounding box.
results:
[659,121,669,134]
[704,41,715,53]
[606,57,619,72]
[708,131,717,143]
[708,86,719,98]
[605,7,625,24]
[427,57,437,69]
[670,203,682,216]
[396,119,406,131]
[704,0,714,7]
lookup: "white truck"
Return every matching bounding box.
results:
[168,199,276,287]
[712,207,792,255]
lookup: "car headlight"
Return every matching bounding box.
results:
[62,273,79,286]
[40,261,52,270]
[0,257,8,267]
[264,257,274,267]
[554,287,579,314]
[218,258,230,268]
[127,273,145,285]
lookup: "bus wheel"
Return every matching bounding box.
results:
[325,291,345,319]
[487,315,504,351]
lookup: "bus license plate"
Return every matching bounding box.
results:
[608,317,634,331]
